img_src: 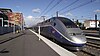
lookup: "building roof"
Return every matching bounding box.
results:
[0,8,12,12]
[84,20,100,22]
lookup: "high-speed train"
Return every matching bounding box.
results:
[34,17,86,50]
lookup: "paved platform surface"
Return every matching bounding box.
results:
[0,30,59,56]
[0,31,24,42]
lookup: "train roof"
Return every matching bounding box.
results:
[51,17,67,18]
[50,17,70,21]
[39,17,70,23]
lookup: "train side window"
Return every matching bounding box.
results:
[53,22,56,26]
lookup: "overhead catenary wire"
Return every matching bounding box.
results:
[40,0,96,20]
[39,0,54,16]
[58,0,79,12]
[43,0,62,15]
[60,0,96,14]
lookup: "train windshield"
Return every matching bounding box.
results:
[59,17,78,28]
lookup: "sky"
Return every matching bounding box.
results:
[0,0,100,27]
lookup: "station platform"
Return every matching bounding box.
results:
[0,29,76,56]
[0,31,24,44]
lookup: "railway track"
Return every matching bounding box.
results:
[73,37,100,56]
[83,30,99,37]
[73,44,100,56]
[87,42,100,49]
[87,38,100,45]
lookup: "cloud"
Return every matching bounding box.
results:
[32,8,41,13]
[58,14,65,17]
[52,14,65,17]
[32,17,44,26]
[24,15,34,27]
[66,12,73,16]
[94,9,100,13]
[24,15,43,27]
[26,16,34,19]
[16,6,20,8]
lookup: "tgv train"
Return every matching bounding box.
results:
[34,17,86,50]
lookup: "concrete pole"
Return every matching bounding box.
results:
[13,13,15,34]
[99,21,100,37]
[8,20,9,27]
[21,13,23,31]
[13,19,15,34]
[13,21,15,33]
[2,18,3,27]
[38,26,41,40]
[56,11,58,18]
[95,14,97,28]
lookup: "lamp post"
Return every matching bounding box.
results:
[38,26,41,40]
[13,20,15,34]
[21,13,23,31]
[13,13,16,34]
[99,21,100,37]
[95,14,97,29]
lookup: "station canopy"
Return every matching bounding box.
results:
[0,8,12,20]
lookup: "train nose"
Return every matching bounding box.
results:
[71,36,87,44]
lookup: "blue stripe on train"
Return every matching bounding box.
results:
[48,26,84,46]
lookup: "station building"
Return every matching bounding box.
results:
[84,20,100,29]
[0,8,23,34]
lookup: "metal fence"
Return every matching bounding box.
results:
[0,27,13,35]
